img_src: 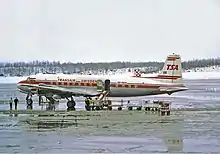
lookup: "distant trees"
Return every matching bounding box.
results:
[0,57,219,76]
[181,58,220,69]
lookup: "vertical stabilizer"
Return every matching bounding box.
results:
[132,53,183,83]
[158,53,182,83]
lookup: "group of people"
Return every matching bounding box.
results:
[9,97,19,110]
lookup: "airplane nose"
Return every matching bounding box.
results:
[17,80,23,85]
[17,80,26,91]
[17,83,23,90]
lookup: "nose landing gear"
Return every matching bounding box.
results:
[26,93,33,110]
[66,96,76,111]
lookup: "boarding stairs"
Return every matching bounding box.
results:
[95,79,111,107]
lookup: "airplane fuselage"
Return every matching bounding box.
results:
[17,73,186,97]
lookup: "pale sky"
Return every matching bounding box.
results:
[0,0,220,63]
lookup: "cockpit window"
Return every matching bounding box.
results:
[26,77,36,81]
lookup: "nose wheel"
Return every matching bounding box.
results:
[66,96,76,111]
[26,93,33,109]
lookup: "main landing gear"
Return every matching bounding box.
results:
[66,96,76,111]
[25,92,76,111]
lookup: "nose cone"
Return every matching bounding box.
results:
[17,80,29,92]
[17,80,22,89]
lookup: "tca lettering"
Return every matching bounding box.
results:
[166,64,178,70]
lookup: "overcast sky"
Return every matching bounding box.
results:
[0,0,220,63]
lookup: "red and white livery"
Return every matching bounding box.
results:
[17,53,188,107]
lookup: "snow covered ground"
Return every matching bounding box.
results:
[0,76,28,84]
[0,71,220,84]
[182,71,220,80]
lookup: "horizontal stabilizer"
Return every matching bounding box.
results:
[159,87,188,92]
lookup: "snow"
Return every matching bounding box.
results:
[0,71,220,84]
[182,71,220,80]
[0,76,27,84]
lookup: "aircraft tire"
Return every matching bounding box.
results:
[108,106,113,110]
[145,107,150,111]
[117,106,122,111]
[95,106,100,110]
[128,106,133,110]
[161,111,165,116]
[67,101,76,108]
[27,99,33,106]
[137,107,142,111]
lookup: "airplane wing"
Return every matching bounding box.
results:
[23,84,100,97]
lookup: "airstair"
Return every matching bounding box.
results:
[95,79,111,108]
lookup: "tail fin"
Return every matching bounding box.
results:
[131,53,183,83]
[158,53,182,83]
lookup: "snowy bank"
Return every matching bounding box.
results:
[0,71,220,84]
[182,72,220,80]
[0,76,27,84]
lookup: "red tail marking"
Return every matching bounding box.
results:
[167,57,179,61]
[167,64,178,70]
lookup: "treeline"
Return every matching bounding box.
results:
[0,57,219,76]
[0,61,163,70]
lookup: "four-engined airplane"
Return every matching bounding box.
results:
[17,53,188,108]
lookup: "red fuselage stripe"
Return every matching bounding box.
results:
[132,75,182,79]
[144,75,181,79]
[18,80,185,89]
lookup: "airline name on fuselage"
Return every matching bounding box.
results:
[57,78,127,84]
[57,77,96,83]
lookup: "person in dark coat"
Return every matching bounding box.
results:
[14,97,19,110]
[9,98,13,110]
